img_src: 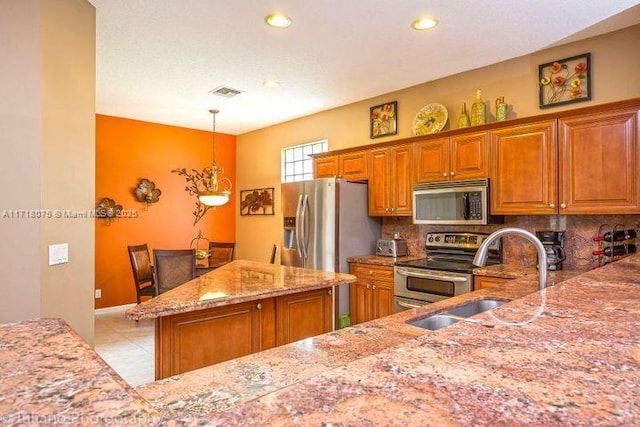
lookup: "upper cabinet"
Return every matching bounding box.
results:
[414,131,489,183]
[490,120,558,215]
[313,155,339,179]
[491,105,640,215]
[368,144,412,216]
[310,98,640,217]
[313,151,368,181]
[559,106,640,214]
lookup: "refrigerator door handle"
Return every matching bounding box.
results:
[300,194,310,259]
[295,194,304,258]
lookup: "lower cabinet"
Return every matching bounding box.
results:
[155,288,333,379]
[276,287,333,346]
[474,276,512,290]
[349,263,394,325]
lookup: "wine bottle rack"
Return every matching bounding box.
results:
[592,223,637,268]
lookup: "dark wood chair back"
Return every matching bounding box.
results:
[127,244,158,304]
[208,242,236,268]
[153,249,196,294]
[270,244,278,264]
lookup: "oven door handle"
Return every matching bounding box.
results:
[397,300,424,310]
[395,268,469,282]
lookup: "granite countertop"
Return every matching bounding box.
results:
[126,260,356,320]
[3,256,639,425]
[473,263,586,283]
[347,254,423,267]
[0,319,160,425]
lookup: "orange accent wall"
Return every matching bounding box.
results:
[95,114,236,309]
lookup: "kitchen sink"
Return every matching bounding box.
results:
[446,299,505,318]
[407,299,507,331]
[408,314,461,331]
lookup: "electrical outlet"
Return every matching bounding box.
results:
[95,289,102,299]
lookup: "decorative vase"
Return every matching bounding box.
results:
[458,102,470,128]
[470,89,486,126]
[495,96,508,122]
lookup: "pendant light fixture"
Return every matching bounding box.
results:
[198,109,232,206]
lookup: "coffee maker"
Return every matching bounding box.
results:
[536,231,566,271]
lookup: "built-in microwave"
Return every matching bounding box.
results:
[412,179,503,225]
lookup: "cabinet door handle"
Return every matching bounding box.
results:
[560,203,567,209]
[549,203,555,208]
[442,173,447,177]
[450,171,455,176]
[366,284,370,289]
[256,303,262,310]
[368,270,373,275]
[384,208,389,212]
[372,285,376,290]
[327,288,332,295]
[390,208,395,212]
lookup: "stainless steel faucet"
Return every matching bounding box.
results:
[473,227,548,290]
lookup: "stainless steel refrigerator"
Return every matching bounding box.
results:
[281,178,381,328]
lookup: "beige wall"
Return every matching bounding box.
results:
[39,0,96,344]
[236,25,640,261]
[0,0,95,344]
[0,0,42,321]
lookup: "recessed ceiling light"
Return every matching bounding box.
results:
[265,13,292,28]
[262,79,281,88]
[412,17,439,31]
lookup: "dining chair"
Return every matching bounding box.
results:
[208,242,236,269]
[127,244,158,304]
[153,249,196,294]
[270,244,279,264]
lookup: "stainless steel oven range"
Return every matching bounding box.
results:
[394,232,501,312]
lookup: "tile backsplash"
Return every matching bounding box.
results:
[382,215,640,270]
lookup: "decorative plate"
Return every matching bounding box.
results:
[412,103,448,135]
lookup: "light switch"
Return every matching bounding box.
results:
[49,243,69,266]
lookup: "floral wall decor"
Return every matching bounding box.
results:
[370,101,397,138]
[240,188,274,216]
[95,197,123,225]
[172,167,217,225]
[133,178,161,209]
[538,53,591,108]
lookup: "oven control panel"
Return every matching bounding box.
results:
[425,232,500,251]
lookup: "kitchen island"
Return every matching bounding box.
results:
[2,255,639,425]
[125,260,356,379]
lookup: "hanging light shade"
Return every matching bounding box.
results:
[198,109,232,206]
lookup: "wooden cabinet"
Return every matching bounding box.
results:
[474,276,512,290]
[368,144,412,216]
[490,120,558,214]
[313,155,339,178]
[414,131,489,183]
[276,287,333,346]
[559,107,640,214]
[491,107,640,215]
[155,298,275,379]
[313,151,368,181]
[349,263,394,325]
[155,287,335,379]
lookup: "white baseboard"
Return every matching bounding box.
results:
[95,303,136,315]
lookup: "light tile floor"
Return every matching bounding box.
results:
[94,306,155,387]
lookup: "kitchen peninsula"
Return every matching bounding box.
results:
[125,260,355,379]
[2,256,639,425]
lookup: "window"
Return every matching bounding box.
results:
[281,140,328,182]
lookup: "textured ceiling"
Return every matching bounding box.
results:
[90,0,640,135]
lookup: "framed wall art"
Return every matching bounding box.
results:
[538,53,591,109]
[240,187,274,216]
[370,101,397,139]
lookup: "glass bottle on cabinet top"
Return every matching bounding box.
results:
[470,89,486,126]
[496,96,507,121]
[458,102,470,128]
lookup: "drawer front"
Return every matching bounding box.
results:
[350,264,394,281]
